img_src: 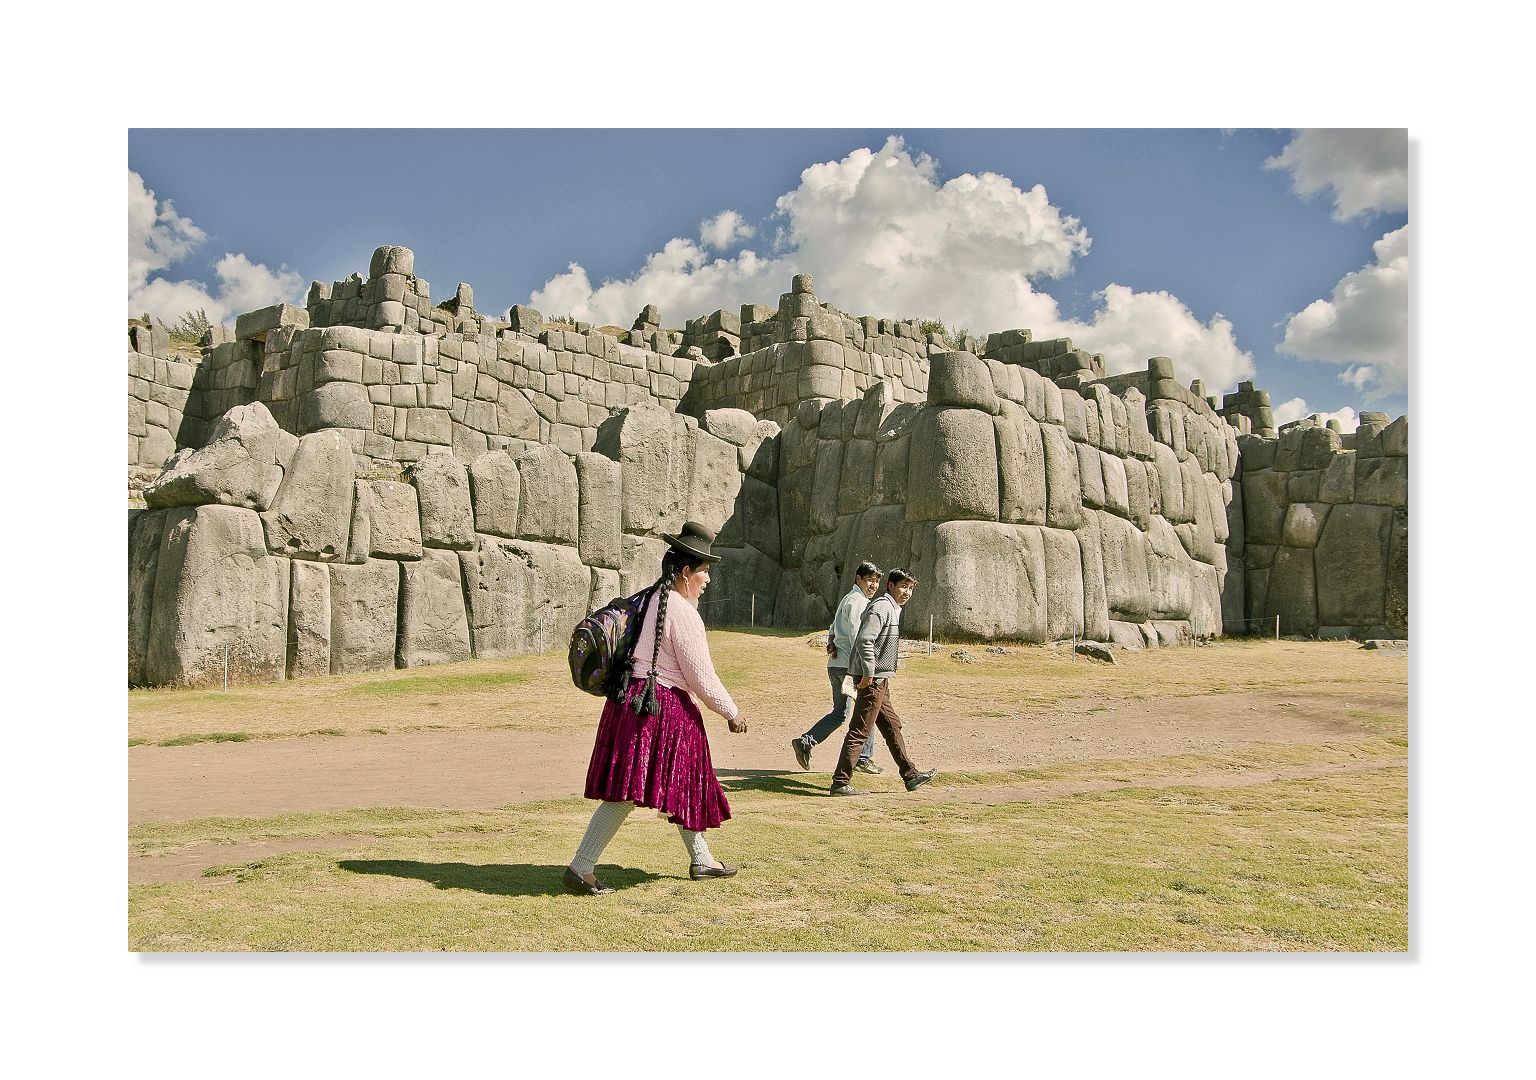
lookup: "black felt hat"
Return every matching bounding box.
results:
[663,521,721,563]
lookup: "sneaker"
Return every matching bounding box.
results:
[791,737,812,771]
[854,758,884,775]
[903,768,937,792]
[829,783,868,796]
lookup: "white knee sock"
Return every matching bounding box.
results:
[571,801,634,875]
[678,826,716,867]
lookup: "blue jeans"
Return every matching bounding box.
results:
[800,667,875,762]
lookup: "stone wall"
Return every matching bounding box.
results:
[768,351,1237,645]
[1235,413,1408,639]
[127,243,1409,685]
[129,397,775,687]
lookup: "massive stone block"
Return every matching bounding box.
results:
[1097,511,1153,623]
[365,480,423,559]
[1041,526,1085,640]
[287,559,332,679]
[702,408,759,446]
[906,407,1000,523]
[620,534,669,597]
[468,451,521,539]
[808,438,845,535]
[912,520,1048,641]
[1319,452,1357,504]
[838,438,878,516]
[711,543,782,627]
[411,454,475,549]
[575,452,622,570]
[1281,502,1330,548]
[128,509,169,686]
[688,427,743,535]
[398,548,473,668]
[1152,443,1185,524]
[145,506,290,686]
[143,402,297,512]
[927,352,1000,414]
[993,401,1047,526]
[1146,515,1194,620]
[260,430,355,559]
[1075,511,1112,641]
[1075,441,1106,511]
[1355,456,1408,507]
[1040,424,1084,530]
[1242,468,1288,546]
[1266,545,1317,634]
[1316,503,1393,626]
[460,537,589,658]
[1387,507,1408,638]
[594,402,690,538]
[329,558,400,674]
[1101,452,1130,519]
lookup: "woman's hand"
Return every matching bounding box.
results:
[728,713,748,733]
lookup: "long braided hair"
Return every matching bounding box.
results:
[635,548,701,717]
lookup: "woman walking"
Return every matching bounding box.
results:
[563,522,749,895]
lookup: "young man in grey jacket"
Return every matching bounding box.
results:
[791,560,883,774]
[830,568,937,796]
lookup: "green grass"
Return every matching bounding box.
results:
[129,762,1406,952]
[346,672,532,697]
[157,731,254,747]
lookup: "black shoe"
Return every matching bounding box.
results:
[829,783,867,796]
[791,737,812,771]
[562,866,614,895]
[903,769,937,792]
[689,862,738,880]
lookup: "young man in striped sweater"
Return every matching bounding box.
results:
[830,568,937,796]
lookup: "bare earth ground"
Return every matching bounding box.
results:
[129,683,1404,884]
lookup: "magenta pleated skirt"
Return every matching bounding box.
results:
[583,678,732,832]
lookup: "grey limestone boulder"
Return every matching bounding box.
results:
[688,428,744,535]
[468,451,521,539]
[145,506,290,686]
[1101,451,1130,519]
[1096,511,1153,623]
[1075,511,1112,641]
[1041,526,1085,640]
[913,520,1047,641]
[1386,507,1408,638]
[741,420,782,480]
[287,560,332,679]
[460,537,590,658]
[594,402,691,538]
[575,452,622,570]
[1319,453,1357,504]
[1265,545,1317,634]
[838,438,877,516]
[260,430,355,560]
[1152,443,1185,524]
[515,444,579,546]
[128,509,169,686]
[1107,621,1147,649]
[927,352,1000,414]
[1281,502,1331,548]
[995,401,1046,526]
[1040,423,1084,530]
[588,567,622,615]
[711,543,783,626]
[411,454,475,549]
[1242,468,1288,546]
[1316,503,1393,626]
[365,480,423,559]
[905,407,1000,523]
[1355,457,1407,507]
[702,408,759,446]
[398,548,473,668]
[329,558,400,674]
[1076,441,1106,510]
[144,402,298,512]
[808,437,845,535]
[620,534,669,597]
[345,481,372,564]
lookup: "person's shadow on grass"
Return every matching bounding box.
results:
[338,860,661,896]
[716,769,831,796]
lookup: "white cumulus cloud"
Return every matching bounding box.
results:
[127,170,304,325]
[1272,397,1360,433]
[1265,129,1408,221]
[699,210,754,251]
[1279,224,1408,400]
[527,137,1250,390]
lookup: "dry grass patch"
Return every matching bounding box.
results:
[129,634,1405,746]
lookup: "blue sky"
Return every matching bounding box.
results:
[129,129,1407,429]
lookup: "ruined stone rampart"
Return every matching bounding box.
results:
[1233,412,1408,639]
[126,244,1408,686]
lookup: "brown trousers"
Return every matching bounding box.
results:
[832,678,918,785]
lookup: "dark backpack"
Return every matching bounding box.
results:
[569,587,656,699]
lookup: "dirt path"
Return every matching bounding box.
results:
[129,687,1402,824]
